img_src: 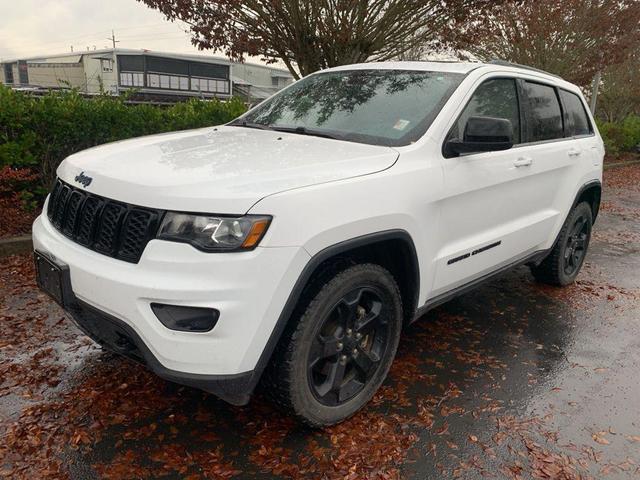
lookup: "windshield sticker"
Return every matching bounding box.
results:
[393,119,411,131]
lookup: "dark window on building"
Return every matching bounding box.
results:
[524,82,563,142]
[18,61,29,84]
[146,56,189,76]
[559,90,592,137]
[189,62,229,80]
[118,55,144,72]
[449,78,521,144]
[3,64,13,83]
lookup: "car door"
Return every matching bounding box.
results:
[515,81,592,246]
[558,88,602,172]
[432,76,565,296]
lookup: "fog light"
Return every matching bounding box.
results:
[151,303,219,332]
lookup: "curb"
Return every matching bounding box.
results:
[0,234,33,258]
[604,159,640,170]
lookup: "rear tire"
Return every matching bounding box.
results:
[530,202,593,286]
[264,263,403,427]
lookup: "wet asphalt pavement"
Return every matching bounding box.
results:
[1,164,639,479]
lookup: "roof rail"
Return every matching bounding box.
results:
[487,59,563,79]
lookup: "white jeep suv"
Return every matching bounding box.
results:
[33,61,603,426]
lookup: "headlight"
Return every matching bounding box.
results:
[157,213,271,252]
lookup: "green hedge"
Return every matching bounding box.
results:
[0,85,246,204]
[596,115,640,156]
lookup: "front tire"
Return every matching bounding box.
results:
[264,263,403,427]
[531,202,593,286]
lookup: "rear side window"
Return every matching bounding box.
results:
[524,82,563,142]
[449,78,521,144]
[560,90,592,137]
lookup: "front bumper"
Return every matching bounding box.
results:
[32,213,310,404]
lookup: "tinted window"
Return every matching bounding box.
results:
[118,55,145,72]
[524,82,563,142]
[449,78,521,144]
[560,90,592,136]
[234,70,464,147]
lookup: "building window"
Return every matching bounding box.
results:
[148,73,160,88]
[217,80,229,93]
[120,72,143,87]
[3,64,13,84]
[101,59,113,72]
[190,77,229,94]
[146,73,190,91]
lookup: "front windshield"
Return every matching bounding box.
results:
[231,69,464,147]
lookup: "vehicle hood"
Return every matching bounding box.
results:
[57,126,398,213]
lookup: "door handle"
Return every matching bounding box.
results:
[568,148,582,157]
[513,157,533,168]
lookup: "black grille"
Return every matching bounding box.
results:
[47,179,163,263]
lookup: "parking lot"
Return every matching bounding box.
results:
[1,163,639,480]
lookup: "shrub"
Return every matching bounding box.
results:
[0,85,247,206]
[597,115,640,156]
[620,115,640,151]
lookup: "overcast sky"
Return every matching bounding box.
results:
[0,0,248,62]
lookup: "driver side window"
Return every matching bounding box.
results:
[449,78,521,144]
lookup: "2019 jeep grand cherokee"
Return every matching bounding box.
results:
[33,61,603,426]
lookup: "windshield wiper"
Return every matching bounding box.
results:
[230,122,342,140]
[230,120,273,131]
[270,125,341,140]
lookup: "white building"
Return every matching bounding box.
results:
[0,48,293,103]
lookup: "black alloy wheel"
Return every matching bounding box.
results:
[308,286,388,406]
[563,212,590,277]
[264,263,403,427]
[531,201,593,286]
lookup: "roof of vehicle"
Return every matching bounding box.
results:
[325,61,483,75]
[323,60,577,89]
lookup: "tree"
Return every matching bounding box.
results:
[598,51,640,122]
[451,0,640,87]
[138,0,499,79]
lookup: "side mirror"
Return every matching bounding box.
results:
[445,116,514,156]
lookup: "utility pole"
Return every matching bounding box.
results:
[107,29,120,97]
[590,71,601,115]
[107,30,120,50]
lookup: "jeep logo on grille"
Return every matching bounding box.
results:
[74,171,93,188]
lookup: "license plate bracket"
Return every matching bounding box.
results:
[34,251,73,307]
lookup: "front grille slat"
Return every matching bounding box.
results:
[94,203,126,255]
[47,181,62,218]
[46,179,162,263]
[76,197,103,246]
[62,191,85,237]
[51,185,70,228]
[117,209,157,262]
